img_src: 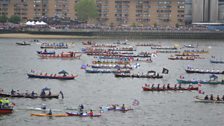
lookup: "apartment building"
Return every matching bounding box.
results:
[0,0,76,20]
[96,0,185,27]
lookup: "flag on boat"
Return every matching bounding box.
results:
[132,99,140,106]
[162,68,169,74]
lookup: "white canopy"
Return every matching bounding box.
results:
[25,21,47,26]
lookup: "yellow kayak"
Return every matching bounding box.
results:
[31,113,68,117]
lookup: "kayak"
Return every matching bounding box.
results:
[31,113,68,117]
[100,106,133,112]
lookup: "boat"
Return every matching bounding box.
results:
[157,50,181,53]
[142,84,198,91]
[184,44,197,48]
[66,112,101,117]
[136,43,161,47]
[27,70,78,80]
[168,56,195,60]
[115,71,163,79]
[151,46,177,50]
[0,108,13,114]
[194,96,224,103]
[16,42,31,46]
[131,58,152,63]
[175,53,199,57]
[92,61,130,65]
[85,68,130,73]
[40,43,68,49]
[37,50,55,55]
[100,105,133,112]
[184,49,208,54]
[82,41,96,45]
[38,52,81,59]
[185,67,224,74]
[90,64,133,69]
[108,47,136,51]
[0,88,64,99]
[176,79,224,84]
[210,57,224,64]
[31,113,68,117]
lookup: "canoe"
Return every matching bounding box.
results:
[16,42,31,46]
[142,86,198,91]
[27,73,77,80]
[85,69,130,74]
[100,106,133,112]
[37,51,55,55]
[176,79,224,84]
[0,93,60,99]
[115,73,163,79]
[210,59,224,64]
[168,57,195,60]
[66,112,101,117]
[31,113,68,117]
[195,97,224,103]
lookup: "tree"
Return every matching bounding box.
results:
[75,0,98,22]
[0,15,8,23]
[9,15,21,24]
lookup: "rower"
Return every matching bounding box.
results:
[162,84,166,89]
[31,91,35,97]
[48,90,51,96]
[217,95,221,101]
[157,84,160,89]
[204,95,209,100]
[210,94,214,100]
[11,89,16,95]
[89,109,93,117]
[174,84,177,90]
[48,109,52,115]
[79,104,84,116]
[41,104,47,110]
[222,95,224,101]
[178,84,182,89]
[167,84,170,89]
[121,104,125,110]
[151,84,154,89]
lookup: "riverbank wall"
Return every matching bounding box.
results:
[0,30,224,39]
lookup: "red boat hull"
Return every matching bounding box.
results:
[0,109,13,114]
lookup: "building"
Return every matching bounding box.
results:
[97,0,186,27]
[0,0,77,20]
[191,0,224,23]
[0,0,185,26]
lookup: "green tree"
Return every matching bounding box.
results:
[9,15,21,24]
[0,15,8,23]
[75,0,98,22]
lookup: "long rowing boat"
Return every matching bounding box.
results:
[115,73,163,79]
[27,73,78,80]
[194,97,224,103]
[142,85,198,91]
[185,68,224,74]
[177,79,224,84]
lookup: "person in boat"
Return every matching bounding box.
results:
[222,95,224,101]
[121,104,125,110]
[40,90,46,96]
[204,95,209,100]
[151,84,154,89]
[178,84,182,89]
[79,104,84,116]
[157,84,160,89]
[11,89,16,95]
[167,84,170,89]
[0,98,2,108]
[210,94,214,100]
[48,109,52,115]
[44,49,47,52]
[41,104,47,110]
[217,95,221,101]
[112,104,116,110]
[89,109,93,117]
[174,84,177,90]
[31,91,35,97]
[48,90,51,96]
[162,84,166,89]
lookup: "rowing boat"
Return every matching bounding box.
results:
[194,97,224,103]
[66,112,101,117]
[142,86,198,91]
[176,79,224,84]
[31,113,68,117]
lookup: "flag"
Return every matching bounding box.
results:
[132,99,140,106]
[162,68,169,74]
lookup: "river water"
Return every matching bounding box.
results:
[0,38,224,126]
